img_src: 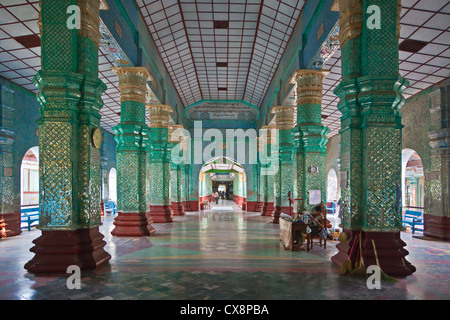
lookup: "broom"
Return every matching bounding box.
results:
[371,239,398,283]
[339,232,358,275]
[348,232,367,277]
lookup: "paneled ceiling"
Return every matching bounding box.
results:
[0,0,449,138]
[135,0,306,108]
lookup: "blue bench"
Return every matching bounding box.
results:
[21,206,40,231]
[326,202,337,215]
[402,210,424,234]
[104,201,117,215]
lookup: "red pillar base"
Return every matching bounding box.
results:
[0,213,21,238]
[111,212,156,237]
[254,201,264,213]
[424,214,450,241]
[188,201,199,211]
[331,230,416,277]
[271,206,291,224]
[261,202,274,216]
[171,202,186,216]
[147,205,174,223]
[246,201,258,212]
[24,226,111,274]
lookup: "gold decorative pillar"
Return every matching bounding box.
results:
[272,106,295,223]
[169,124,186,216]
[147,104,174,223]
[111,67,156,237]
[293,70,330,209]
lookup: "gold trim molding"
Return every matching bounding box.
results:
[147,104,173,128]
[112,67,152,104]
[294,69,329,106]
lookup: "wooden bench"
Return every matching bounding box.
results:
[403,210,424,234]
[21,206,39,231]
[104,201,117,215]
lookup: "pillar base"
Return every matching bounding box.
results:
[331,230,416,277]
[271,206,291,224]
[261,202,274,216]
[254,201,264,213]
[246,201,259,212]
[111,212,156,237]
[147,205,174,223]
[0,213,21,238]
[171,202,185,216]
[24,226,111,274]
[187,201,199,211]
[424,214,450,241]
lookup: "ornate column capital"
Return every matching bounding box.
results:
[294,69,329,106]
[272,106,295,130]
[112,67,152,104]
[147,104,173,128]
[168,124,184,143]
[337,0,363,47]
[77,0,102,46]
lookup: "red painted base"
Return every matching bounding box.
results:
[188,201,199,211]
[331,230,416,277]
[183,201,192,211]
[271,206,291,224]
[261,202,274,216]
[100,202,105,216]
[111,212,156,237]
[147,205,174,223]
[171,202,186,216]
[246,201,258,212]
[0,213,21,238]
[424,214,450,241]
[24,226,111,274]
[254,201,264,213]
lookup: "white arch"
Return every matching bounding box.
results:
[108,168,117,203]
[401,148,419,207]
[327,168,338,203]
[20,147,39,206]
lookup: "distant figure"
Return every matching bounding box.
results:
[214,191,219,204]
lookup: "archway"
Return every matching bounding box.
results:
[109,168,117,203]
[402,149,424,209]
[20,147,39,231]
[327,168,338,203]
[199,156,247,210]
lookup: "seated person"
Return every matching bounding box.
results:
[293,210,310,249]
[310,204,332,239]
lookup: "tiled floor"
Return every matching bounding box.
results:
[0,200,449,300]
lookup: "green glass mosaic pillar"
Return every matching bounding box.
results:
[253,137,264,213]
[260,126,276,216]
[183,163,194,211]
[148,105,174,223]
[331,0,415,276]
[293,70,330,210]
[110,67,155,237]
[272,106,295,223]
[25,0,111,274]
[169,124,185,216]
[424,86,450,240]
[0,85,20,238]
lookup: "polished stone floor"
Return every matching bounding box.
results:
[0,200,449,300]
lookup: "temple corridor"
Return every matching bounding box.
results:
[0,203,449,300]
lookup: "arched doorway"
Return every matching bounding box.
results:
[20,147,39,206]
[109,168,117,203]
[402,149,424,209]
[199,156,247,210]
[20,147,39,231]
[327,168,338,203]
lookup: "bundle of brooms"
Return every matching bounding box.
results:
[341,233,398,283]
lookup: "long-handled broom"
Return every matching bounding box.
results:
[348,232,367,277]
[371,239,398,283]
[339,232,358,275]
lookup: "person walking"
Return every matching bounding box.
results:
[214,191,219,205]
